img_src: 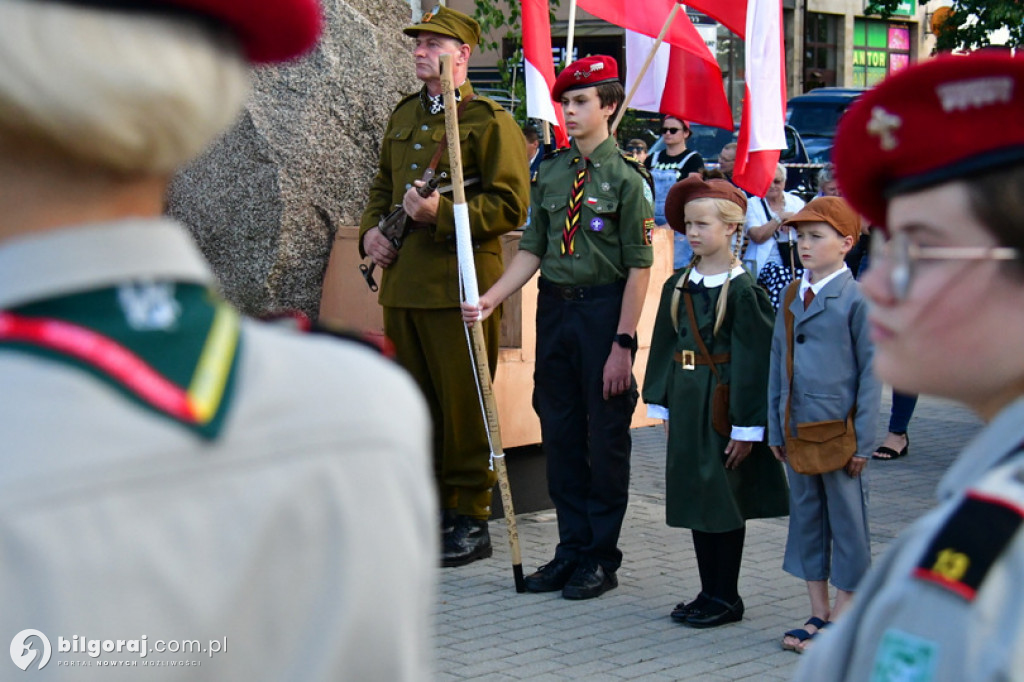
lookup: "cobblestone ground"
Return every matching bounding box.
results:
[435,393,982,681]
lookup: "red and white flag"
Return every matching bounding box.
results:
[684,0,786,196]
[624,25,732,130]
[730,0,786,196]
[522,0,568,147]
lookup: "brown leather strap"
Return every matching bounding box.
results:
[782,280,800,436]
[682,288,722,382]
[674,351,730,366]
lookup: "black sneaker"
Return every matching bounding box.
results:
[561,559,617,600]
[523,558,578,593]
[441,516,492,567]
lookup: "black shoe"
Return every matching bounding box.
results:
[561,560,617,600]
[524,558,578,593]
[440,509,458,540]
[441,516,492,568]
[683,596,744,629]
[670,592,712,623]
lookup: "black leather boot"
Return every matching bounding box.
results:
[441,516,492,567]
[440,508,458,541]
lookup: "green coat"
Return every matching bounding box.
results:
[359,82,530,309]
[643,268,789,532]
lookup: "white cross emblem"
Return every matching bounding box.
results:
[867,106,902,151]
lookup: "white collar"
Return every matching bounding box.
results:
[689,264,746,288]
[799,264,849,298]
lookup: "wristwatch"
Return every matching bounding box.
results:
[613,333,635,350]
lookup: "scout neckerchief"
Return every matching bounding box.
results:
[562,156,587,255]
[0,282,241,439]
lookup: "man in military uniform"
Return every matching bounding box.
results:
[359,5,530,567]
[462,55,654,599]
[0,0,435,679]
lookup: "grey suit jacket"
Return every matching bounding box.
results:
[767,269,882,460]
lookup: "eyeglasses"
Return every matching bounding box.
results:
[869,230,1020,300]
[661,127,681,135]
[626,146,645,153]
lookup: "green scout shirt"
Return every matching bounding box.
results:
[519,136,654,286]
[358,82,530,309]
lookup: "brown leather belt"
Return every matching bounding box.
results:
[674,350,730,370]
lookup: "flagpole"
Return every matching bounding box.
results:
[440,54,526,593]
[565,0,577,67]
[610,2,680,136]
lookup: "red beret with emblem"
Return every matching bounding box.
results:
[59,0,322,63]
[552,55,620,102]
[834,51,1024,230]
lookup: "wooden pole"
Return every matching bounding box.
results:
[610,2,681,136]
[439,54,525,593]
[565,0,578,67]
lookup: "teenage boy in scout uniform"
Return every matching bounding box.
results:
[0,0,435,678]
[360,6,530,568]
[463,55,654,599]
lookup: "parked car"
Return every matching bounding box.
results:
[786,87,867,164]
[646,122,812,197]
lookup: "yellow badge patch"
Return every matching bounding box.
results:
[643,218,655,245]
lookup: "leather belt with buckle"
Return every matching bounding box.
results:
[674,350,731,370]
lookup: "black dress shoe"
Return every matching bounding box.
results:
[441,516,492,567]
[524,558,578,593]
[440,509,458,539]
[683,596,744,628]
[670,592,712,623]
[561,560,617,600]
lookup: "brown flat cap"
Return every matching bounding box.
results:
[783,196,861,241]
[664,173,748,234]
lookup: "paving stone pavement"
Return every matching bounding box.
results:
[435,393,984,681]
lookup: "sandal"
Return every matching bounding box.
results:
[872,432,909,460]
[781,617,827,653]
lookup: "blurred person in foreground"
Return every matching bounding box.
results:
[0,1,435,680]
[793,51,1024,681]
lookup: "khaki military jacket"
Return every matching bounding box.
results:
[359,82,530,309]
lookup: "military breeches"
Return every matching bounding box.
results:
[384,306,500,519]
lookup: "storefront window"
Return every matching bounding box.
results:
[853,19,911,87]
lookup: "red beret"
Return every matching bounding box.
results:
[59,0,322,63]
[664,173,748,234]
[552,55,619,102]
[834,51,1024,229]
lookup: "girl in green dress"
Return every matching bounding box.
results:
[643,174,789,628]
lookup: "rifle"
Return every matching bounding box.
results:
[359,170,443,292]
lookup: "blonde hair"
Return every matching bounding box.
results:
[677,198,745,335]
[0,0,250,174]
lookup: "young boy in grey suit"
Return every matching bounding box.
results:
[767,196,882,654]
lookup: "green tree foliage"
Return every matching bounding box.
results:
[865,0,1023,52]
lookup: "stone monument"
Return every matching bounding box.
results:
[167,0,419,318]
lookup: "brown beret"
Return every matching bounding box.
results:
[783,196,861,241]
[664,173,748,234]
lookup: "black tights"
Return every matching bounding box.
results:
[692,526,746,603]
